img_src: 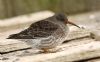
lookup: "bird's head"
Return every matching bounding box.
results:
[55,13,80,28]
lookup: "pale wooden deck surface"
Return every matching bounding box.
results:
[0,11,100,62]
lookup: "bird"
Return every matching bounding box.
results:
[7,13,80,53]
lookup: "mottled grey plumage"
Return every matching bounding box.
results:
[7,13,79,52]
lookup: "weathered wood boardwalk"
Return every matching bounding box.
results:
[0,11,100,62]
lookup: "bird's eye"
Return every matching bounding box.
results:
[56,15,65,21]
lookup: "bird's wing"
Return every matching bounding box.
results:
[7,20,59,39]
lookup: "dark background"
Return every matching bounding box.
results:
[0,0,100,19]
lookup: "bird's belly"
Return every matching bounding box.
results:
[37,35,66,49]
[16,38,61,49]
[37,27,69,49]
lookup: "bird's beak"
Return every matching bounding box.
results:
[67,21,80,28]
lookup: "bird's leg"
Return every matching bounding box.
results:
[41,47,62,53]
[41,48,50,53]
[41,48,58,53]
[49,47,62,53]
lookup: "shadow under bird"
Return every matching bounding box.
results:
[7,13,80,53]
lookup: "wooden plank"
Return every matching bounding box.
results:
[2,39,100,62]
[0,11,54,27]
[65,28,91,41]
[0,29,90,53]
[0,39,30,53]
[16,40,100,62]
[0,28,91,53]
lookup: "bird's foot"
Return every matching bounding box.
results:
[49,47,63,53]
[40,47,62,53]
[40,48,51,53]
